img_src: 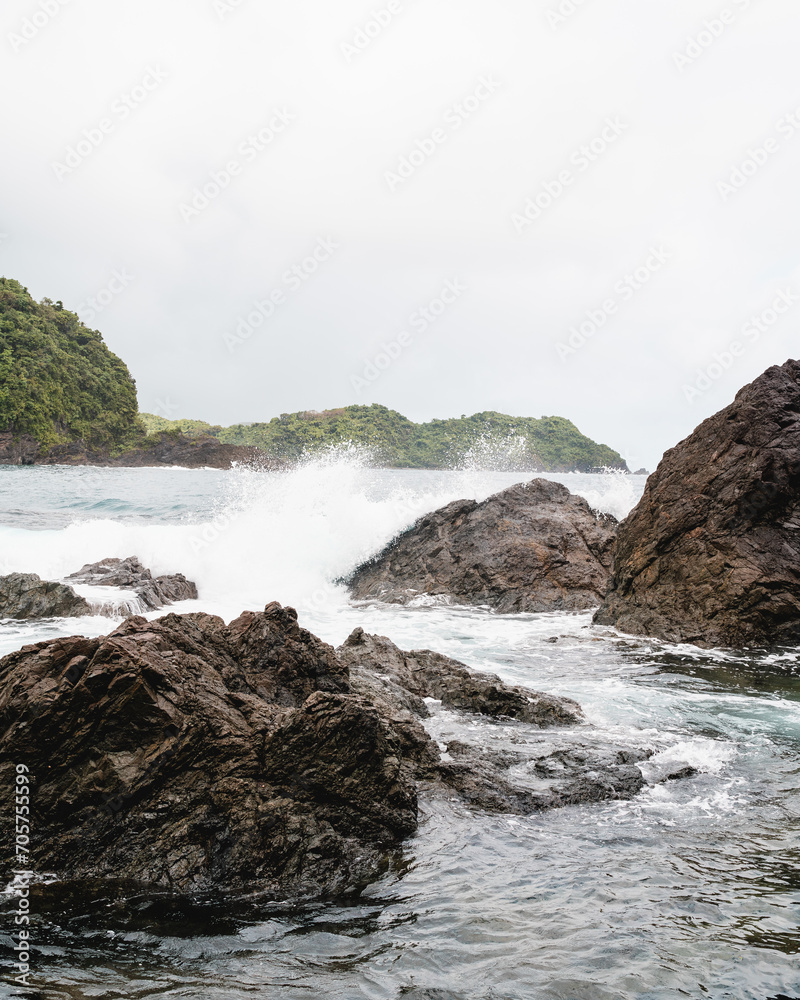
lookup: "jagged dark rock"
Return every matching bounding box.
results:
[337,627,584,726]
[595,360,800,647]
[0,604,412,897]
[343,478,617,612]
[67,556,198,611]
[0,572,91,620]
[0,608,695,901]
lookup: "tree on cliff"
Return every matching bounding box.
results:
[0,277,141,450]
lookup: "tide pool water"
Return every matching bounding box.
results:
[0,457,798,1000]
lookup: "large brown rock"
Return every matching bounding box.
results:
[0,572,91,620]
[344,478,617,612]
[0,603,414,896]
[595,360,800,647]
[0,603,700,903]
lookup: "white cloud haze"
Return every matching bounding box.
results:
[2,0,799,471]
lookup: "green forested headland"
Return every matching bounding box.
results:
[0,277,627,470]
[0,277,141,450]
[140,406,628,471]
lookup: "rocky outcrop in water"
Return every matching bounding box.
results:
[594,360,800,647]
[344,478,617,612]
[0,605,690,900]
[337,627,583,726]
[0,572,91,620]
[337,629,667,814]
[67,556,198,610]
[0,604,414,896]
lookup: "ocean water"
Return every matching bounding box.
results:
[0,457,798,1000]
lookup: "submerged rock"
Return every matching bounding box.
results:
[595,360,800,647]
[67,556,198,611]
[343,478,617,612]
[0,572,91,620]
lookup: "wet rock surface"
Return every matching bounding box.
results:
[344,478,617,612]
[337,629,676,815]
[67,556,198,611]
[0,572,91,620]
[595,359,800,647]
[0,608,695,900]
[337,627,584,726]
[0,604,412,897]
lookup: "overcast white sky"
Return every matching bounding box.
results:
[2,0,799,471]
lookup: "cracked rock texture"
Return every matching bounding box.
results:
[595,360,800,647]
[344,478,617,613]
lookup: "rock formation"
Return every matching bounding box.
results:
[344,478,617,612]
[0,605,690,900]
[595,359,800,647]
[0,572,91,620]
[67,556,198,610]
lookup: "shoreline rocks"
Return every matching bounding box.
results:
[67,556,198,611]
[595,359,800,647]
[0,430,274,470]
[0,573,91,620]
[0,604,691,901]
[0,558,198,620]
[344,478,617,613]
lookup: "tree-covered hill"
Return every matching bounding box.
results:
[0,277,626,471]
[140,405,627,472]
[0,277,141,450]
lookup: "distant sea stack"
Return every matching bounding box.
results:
[595,360,800,647]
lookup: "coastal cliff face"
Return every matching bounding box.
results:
[595,359,800,647]
[0,430,269,469]
[345,478,617,613]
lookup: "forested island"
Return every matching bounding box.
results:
[0,277,627,471]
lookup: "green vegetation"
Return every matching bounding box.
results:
[140,405,627,471]
[0,278,142,450]
[0,277,625,470]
